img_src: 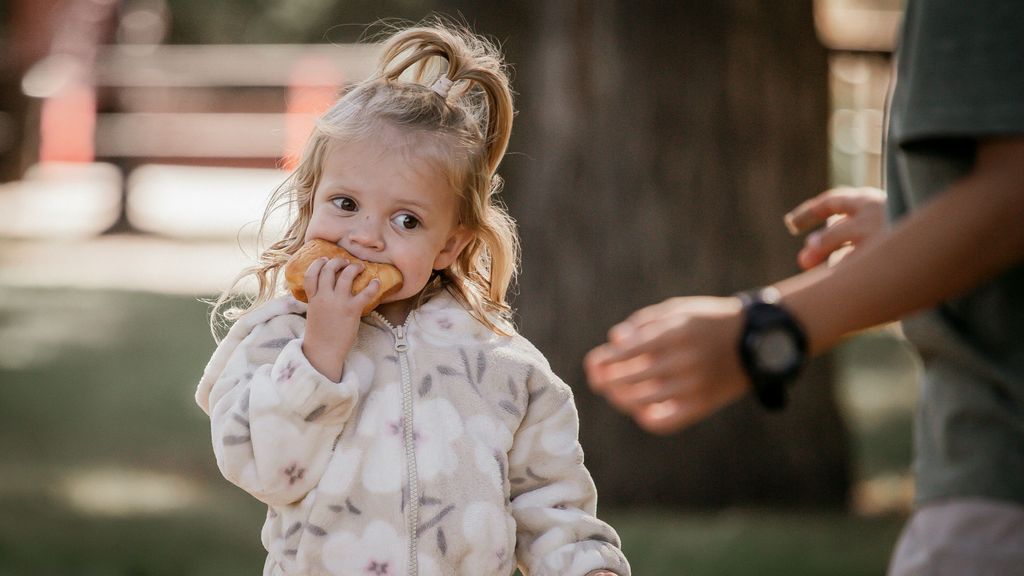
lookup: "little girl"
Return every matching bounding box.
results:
[195,20,630,576]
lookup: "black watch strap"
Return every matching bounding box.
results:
[736,287,808,411]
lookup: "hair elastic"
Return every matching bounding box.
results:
[431,74,454,99]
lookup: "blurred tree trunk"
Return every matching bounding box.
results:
[451,0,850,508]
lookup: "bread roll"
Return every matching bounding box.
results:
[284,239,404,316]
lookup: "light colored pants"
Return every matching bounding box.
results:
[888,498,1024,576]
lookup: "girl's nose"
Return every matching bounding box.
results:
[348,216,384,250]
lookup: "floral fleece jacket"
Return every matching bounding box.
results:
[196,289,630,576]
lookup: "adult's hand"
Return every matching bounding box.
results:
[785,186,887,270]
[584,296,749,434]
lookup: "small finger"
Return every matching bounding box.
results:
[800,216,865,269]
[797,246,825,270]
[785,198,827,235]
[785,187,867,236]
[784,188,850,235]
[320,257,349,294]
[331,260,361,290]
[354,278,381,302]
[605,380,644,413]
[304,257,329,299]
[819,187,885,221]
[584,345,618,380]
[584,346,616,392]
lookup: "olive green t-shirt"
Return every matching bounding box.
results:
[885,0,1024,505]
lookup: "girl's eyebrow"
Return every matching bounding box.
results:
[396,197,432,213]
[322,181,360,194]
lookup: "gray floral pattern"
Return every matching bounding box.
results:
[196,292,630,576]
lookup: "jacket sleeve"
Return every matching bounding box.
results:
[508,365,630,576]
[205,313,363,507]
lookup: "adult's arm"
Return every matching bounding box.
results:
[782,137,1024,354]
[585,137,1024,433]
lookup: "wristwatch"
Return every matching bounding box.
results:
[736,286,808,411]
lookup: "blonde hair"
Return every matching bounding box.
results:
[210,18,519,338]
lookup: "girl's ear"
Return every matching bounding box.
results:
[433,226,473,270]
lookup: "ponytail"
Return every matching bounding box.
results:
[378,22,514,177]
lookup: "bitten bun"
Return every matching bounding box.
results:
[284,239,404,316]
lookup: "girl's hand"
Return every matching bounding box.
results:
[585,296,748,435]
[785,187,887,270]
[301,257,380,382]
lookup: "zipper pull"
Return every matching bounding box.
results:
[393,325,408,353]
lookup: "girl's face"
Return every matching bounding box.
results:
[304,128,470,324]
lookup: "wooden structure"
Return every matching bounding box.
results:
[90,43,379,166]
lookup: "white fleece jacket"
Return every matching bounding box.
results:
[196,290,630,576]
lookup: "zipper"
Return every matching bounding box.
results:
[373,313,419,576]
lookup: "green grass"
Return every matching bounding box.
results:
[0,286,906,575]
[0,490,266,576]
[607,509,902,575]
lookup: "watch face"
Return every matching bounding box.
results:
[752,328,799,373]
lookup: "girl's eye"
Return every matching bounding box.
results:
[332,197,357,212]
[393,214,420,230]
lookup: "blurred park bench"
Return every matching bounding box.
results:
[91,43,379,169]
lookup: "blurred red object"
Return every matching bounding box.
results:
[40,80,96,163]
[283,55,343,171]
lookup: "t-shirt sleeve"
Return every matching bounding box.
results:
[891,0,1024,145]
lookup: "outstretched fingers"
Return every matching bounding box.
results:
[592,347,687,395]
[586,303,694,396]
[586,295,750,435]
[786,187,887,269]
[605,374,687,414]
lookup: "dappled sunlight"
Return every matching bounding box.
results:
[1,235,258,295]
[59,467,205,517]
[815,0,902,53]
[851,472,914,516]
[1,164,289,295]
[0,162,121,238]
[127,164,288,239]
